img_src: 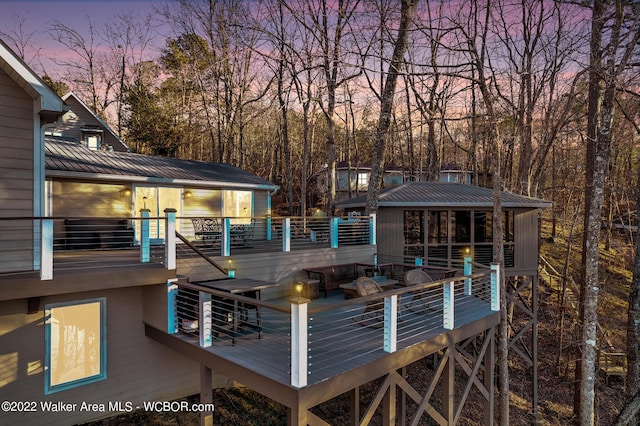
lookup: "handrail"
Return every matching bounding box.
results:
[175,231,227,275]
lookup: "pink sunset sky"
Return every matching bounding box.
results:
[0,1,167,76]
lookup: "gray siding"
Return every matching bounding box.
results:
[0,287,206,426]
[0,66,34,272]
[515,208,539,273]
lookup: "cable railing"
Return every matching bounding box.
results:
[169,264,500,388]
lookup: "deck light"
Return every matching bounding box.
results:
[227,258,235,278]
[295,282,304,302]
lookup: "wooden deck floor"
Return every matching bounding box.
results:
[159,290,496,388]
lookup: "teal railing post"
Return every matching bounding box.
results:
[415,258,423,267]
[140,209,150,263]
[330,217,339,249]
[222,218,231,257]
[199,291,212,348]
[490,263,501,312]
[383,294,398,353]
[164,208,176,270]
[282,218,291,252]
[369,213,377,245]
[167,278,178,334]
[464,256,473,295]
[40,218,53,280]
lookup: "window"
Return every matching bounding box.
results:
[45,298,106,394]
[85,135,100,150]
[223,190,253,224]
[452,211,471,243]
[357,173,368,190]
[428,211,448,244]
[474,211,492,243]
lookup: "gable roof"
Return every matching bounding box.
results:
[336,181,552,209]
[45,136,278,191]
[61,92,129,151]
[0,38,65,115]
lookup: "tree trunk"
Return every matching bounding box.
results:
[365,0,417,214]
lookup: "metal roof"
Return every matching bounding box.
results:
[336,181,552,209]
[45,136,278,191]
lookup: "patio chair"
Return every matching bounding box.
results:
[352,277,384,328]
[404,269,435,312]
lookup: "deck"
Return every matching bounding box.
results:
[145,269,500,413]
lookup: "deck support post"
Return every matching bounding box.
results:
[443,344,455,424]
[369,213,377,245]
[164,208,176,270]
[484,327,495,425]
[349,387,360,426]
[199,365,213,426]
[383,294,397,353]
[287,406,308,426]
[40,218,53,280]
[222,218,231,257]
[330,217,339,248]
[443,280,455,330]
[490,263,500,311]
[283,218,291,252]
[383,377,396,426]
[167,278,179,334]
[463,256,472,295]
[199,292,212,348]
[290,298,308,387]
[140,209,150,263]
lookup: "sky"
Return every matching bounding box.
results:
[0,1,166,75]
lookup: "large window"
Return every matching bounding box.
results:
[223,190,253,224]
[45,298,106,394]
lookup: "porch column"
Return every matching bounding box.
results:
[464,256,472,295]
[200,365,213,426]
[484,327,495,425]
[164,208,176,270]
[40,218,53,280]
[140,209,150,263]
[490,263,501,311]
[383,294,398,353]
[443,280,455,330]
[290,296,309,387]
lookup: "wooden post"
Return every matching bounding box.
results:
[283,218,291,252]
[164,208,176,270]
[40,218,53,280]
[443,280,455,330]
[199,291,212,348]
[200,365,213,426]
[490,263,500,311]
[484,327,495,425]
[443,345,455,424]
[464,256,472,295]
[290,297,309,387]
[349,387,360,426]
[383,377,396,425]
[140,209,150,263]
[384,294,398,353]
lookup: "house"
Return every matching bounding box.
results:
[317,164,408,204]
[46,91,129,152]
[1,38,506,425]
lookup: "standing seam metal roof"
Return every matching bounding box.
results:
[336,181,552,209]
[45,136,277,189]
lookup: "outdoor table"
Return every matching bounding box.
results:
[196,278,279,344]
[340,278,398,300]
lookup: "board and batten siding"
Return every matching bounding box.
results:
[376,208,405,261]
[0,66,35,272]
[514,208,539,274]
[0,287,216,426]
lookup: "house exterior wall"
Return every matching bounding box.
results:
[0,286,215,426]
[0,66,34,273]
[51,181,132,218]
[55,96,126,152]
[514,208,539,274]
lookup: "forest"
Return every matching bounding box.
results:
[3,0,639,424]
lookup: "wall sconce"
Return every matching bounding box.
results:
[119,187,132,197]
[183,190,193,200]
[295,282,304,302]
